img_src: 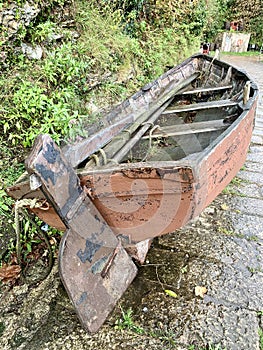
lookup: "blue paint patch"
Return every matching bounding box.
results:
[44,142,61,164]
[77,238,102,263]
[76,292,88,306]
[90,255,109,274]
[35,163,56,185]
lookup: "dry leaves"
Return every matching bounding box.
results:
[194,286,207,298]
[0,263,21,284]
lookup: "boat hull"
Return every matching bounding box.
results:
[77,95,257,242]
[6,54,258,243]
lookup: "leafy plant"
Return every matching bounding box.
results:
[260,328,263,350]
[28,21,56,43]
[115,307,145,334]
[42,43,90,87]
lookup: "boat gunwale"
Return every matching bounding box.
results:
[75,54,258,172]
[78,90,258,178]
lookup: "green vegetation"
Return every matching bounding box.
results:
[0,321,5,337]
[115,307,145,334]
[218,227,236,236]
[0,0,203,268]
[0,0,262,346]
[222,175,248,196]
[116,308,229,348]
[115,307,177,346]
[221,51,261,57]
[259,328,263,350]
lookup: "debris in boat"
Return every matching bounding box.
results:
[243,81,251,105]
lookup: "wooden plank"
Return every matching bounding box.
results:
[142,120,229,139]
[181,84,232,95]
[162,99,238,114]
[25,134,137,333]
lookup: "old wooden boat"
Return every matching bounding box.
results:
[6,53,258,333]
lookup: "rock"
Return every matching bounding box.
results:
[0,2,40,42]
[21,43,43,59]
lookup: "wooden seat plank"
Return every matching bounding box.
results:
[162,99,238,114]
[181,84,232,95]
[142,119,229,139]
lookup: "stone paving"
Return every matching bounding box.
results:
[0,55,263,350]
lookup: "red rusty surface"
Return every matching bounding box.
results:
[31,206,66,231]
[80,166,195,242]
[195,97,257,214]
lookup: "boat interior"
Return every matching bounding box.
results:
[80,59,252,170]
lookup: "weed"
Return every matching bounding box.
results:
[259,328,263,350]
[115,307,178,346]
[41,42,91,89]
[181,265,188,274]
[115,307,145,334]
[150,328,177,346]
[28,21,56,43]
[247,266,263,274]
[0,321,5,337]
[230,177,242,186]
[235,233,245,239]
[218,227,235,236]
[247,235,259,242]
[221,186,245,196]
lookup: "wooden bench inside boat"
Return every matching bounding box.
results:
[163,99,238,114]
[142,119,230,139]
[180,84,233,95]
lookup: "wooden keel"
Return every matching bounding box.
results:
[25,134,137,333]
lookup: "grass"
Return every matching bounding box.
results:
[259,328,263,350]
[218,227,236,236]
[116,308,229,349]
[0,0,200,266]
[221,51,261,57]
[115,307,177,346]
[221,175,248,196]
[115,307,145,335]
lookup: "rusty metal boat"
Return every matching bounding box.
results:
[6,53,258,333]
